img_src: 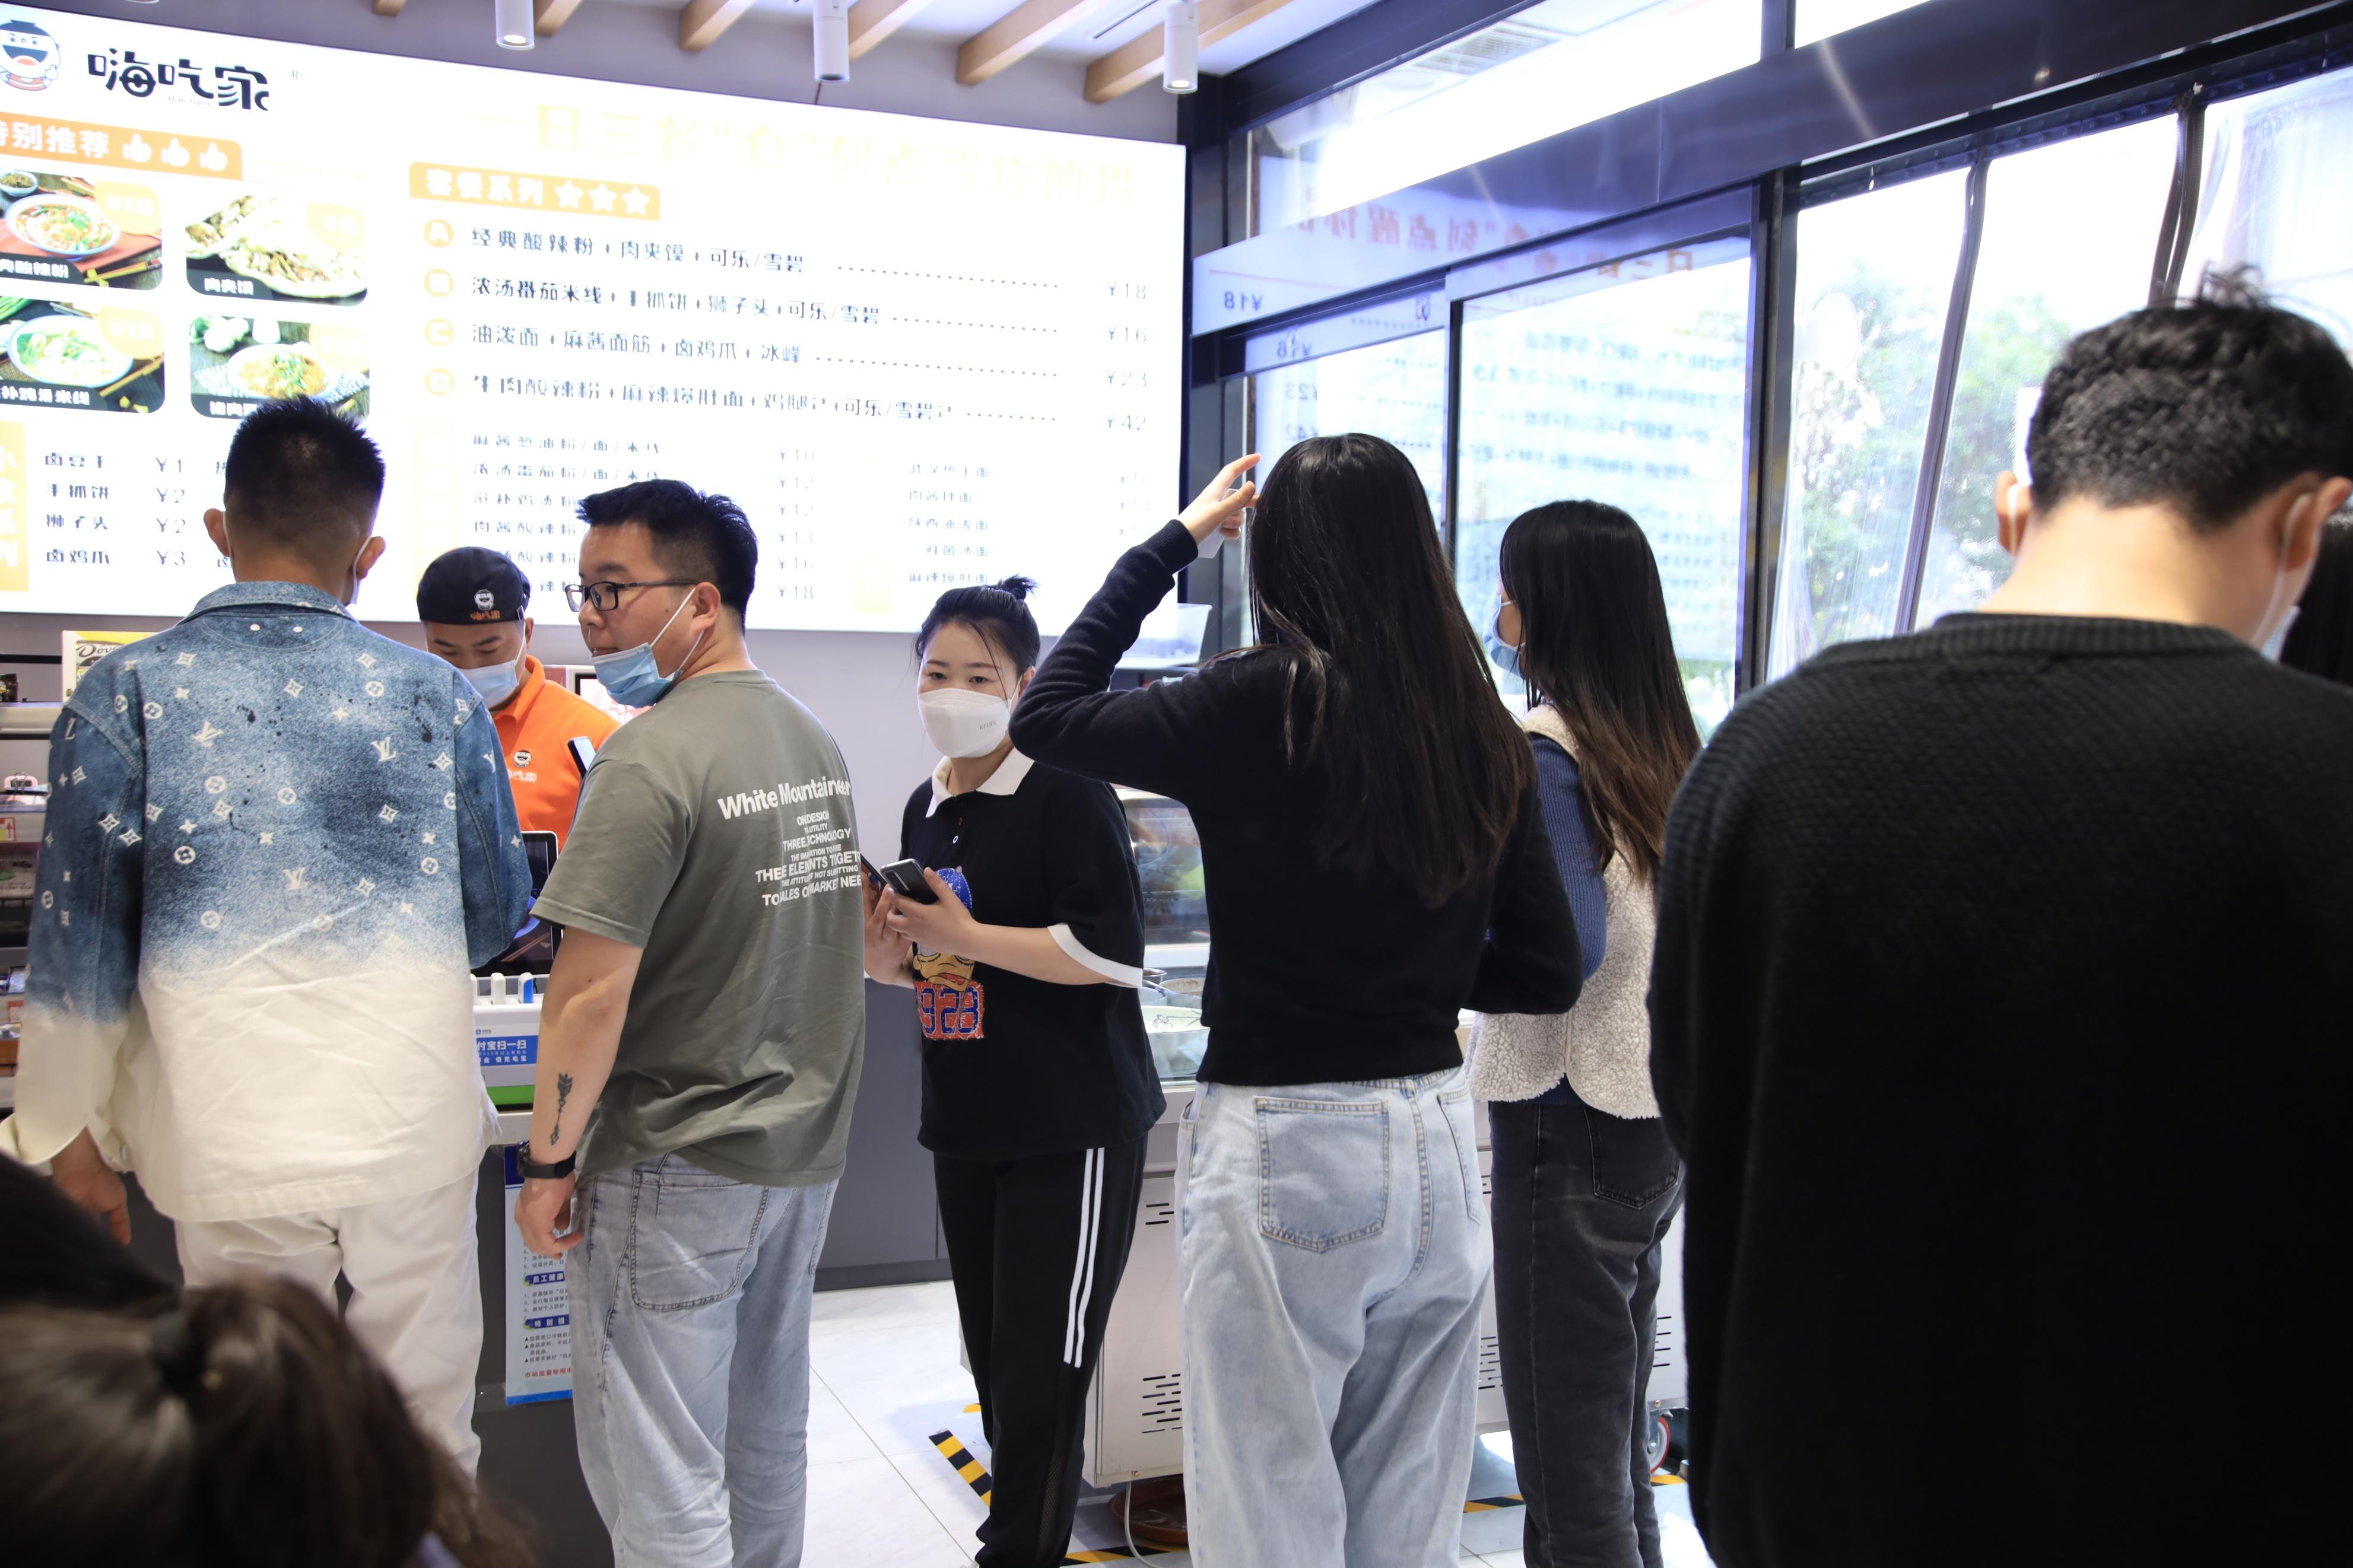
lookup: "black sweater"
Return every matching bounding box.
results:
[1012,520,1581,1086]
[1650,614,2353,1567]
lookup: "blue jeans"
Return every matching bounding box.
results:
[1178,1070,1491,1568]
[567,1153,838,1568]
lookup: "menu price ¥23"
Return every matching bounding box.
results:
[0,4,1182,632]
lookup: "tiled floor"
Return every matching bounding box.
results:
[805,1280,1715,1567]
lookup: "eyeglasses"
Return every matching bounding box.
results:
[564,578,697,613]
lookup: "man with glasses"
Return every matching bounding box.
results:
[510,479,866,1568]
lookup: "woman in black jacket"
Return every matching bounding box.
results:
[1010,434,1582,1568]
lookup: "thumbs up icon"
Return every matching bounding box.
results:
[199,144,228,173]
[161,139,191,168]
[123,135,153,164]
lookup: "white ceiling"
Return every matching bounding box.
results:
[593,0,1379,69]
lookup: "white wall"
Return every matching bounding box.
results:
[23,0,1179,142]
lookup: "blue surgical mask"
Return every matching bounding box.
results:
[592,591,703,708]
[1485,597,1526,682]
[458,651,524,710]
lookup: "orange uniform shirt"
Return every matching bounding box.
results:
[493,656,620,848]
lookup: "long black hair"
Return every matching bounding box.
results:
[915,575,1041,678]
[1497,500,1700,885]
[1243,434,1533,905]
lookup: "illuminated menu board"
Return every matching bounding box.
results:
[0,6,1182,631]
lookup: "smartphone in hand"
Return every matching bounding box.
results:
[879,858,938,904]
[857,855,888,894]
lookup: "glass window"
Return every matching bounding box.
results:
[2180,66,2353,346]
[1250,0,1763,236]
[1914,117,2180,622]
[1248,331,1448,514]
[1456,246,1753,729]
[1792,0,1929,47]
[1769,170,1967,678]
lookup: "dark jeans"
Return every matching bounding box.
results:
[1490,1092,1685,1568]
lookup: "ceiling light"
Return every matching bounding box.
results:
[494,0,534,50]
[1163,1,1199,94]
[814,0,850,82]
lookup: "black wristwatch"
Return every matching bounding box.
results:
[518,1149,576,1181]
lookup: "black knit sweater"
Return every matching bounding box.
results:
[1650,613,2353,1566]
[1012,520,1581,1086]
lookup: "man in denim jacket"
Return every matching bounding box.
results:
[1,402,531,1470]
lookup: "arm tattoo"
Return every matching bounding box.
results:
[551,1072,574,1148]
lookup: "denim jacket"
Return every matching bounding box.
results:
[1,582,531,1221]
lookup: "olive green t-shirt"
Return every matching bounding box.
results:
[533,670,865,1187]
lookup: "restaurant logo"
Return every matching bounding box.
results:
[87,44,271,112]
[1,18,61,92]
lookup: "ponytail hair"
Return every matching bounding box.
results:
[0,1279,531,1568]
[916,576,1041,678]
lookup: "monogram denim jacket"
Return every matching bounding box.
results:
[1,581,531,1221]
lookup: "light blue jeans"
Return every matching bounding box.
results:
[567,1153,838,1568]
[1178,1069,1492,1568]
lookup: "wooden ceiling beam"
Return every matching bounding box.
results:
[957,0,1100,87]
[535,0,589,35]
[680,0,762,52]
[849,0,946,61]
[1085,0,1297,103]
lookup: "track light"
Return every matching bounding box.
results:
[814,0,850,82]
[1162,0,1199,94]
[494,0,534,50]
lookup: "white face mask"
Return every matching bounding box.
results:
[919,688,1011,758]
[2253,501,2312,661]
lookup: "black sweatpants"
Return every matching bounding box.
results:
[933,1136,1147,1568]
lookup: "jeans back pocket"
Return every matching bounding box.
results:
[627,1158,771,1312]
[1254,1098,1389,1252]
[1582,1105,1682,1211]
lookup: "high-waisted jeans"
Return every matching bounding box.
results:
[1177,1068,1491,1568]
[1489,1092,1684,1568]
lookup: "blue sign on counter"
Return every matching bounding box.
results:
[479,1033,538,1067]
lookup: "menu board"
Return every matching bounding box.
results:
[0,7,1182,631]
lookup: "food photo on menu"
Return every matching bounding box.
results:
[185,192,367,306]
[0,295,165,412]
[188,314,368,420]
[0,168,163,291]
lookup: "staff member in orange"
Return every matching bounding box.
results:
[418,547,618,848]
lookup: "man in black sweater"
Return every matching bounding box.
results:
[1650,284,2353,1565]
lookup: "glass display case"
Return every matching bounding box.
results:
[1119,787,1210,1082]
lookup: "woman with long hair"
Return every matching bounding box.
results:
[0,1167,531,1568]
[864,575,1164,1568]
[1471,500,1701,1568]
[1011,434,1583,1568]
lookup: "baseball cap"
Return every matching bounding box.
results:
[417,547,529,625]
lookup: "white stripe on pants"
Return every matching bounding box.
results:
[175,1168,484,1474]
[1062,1146,1104,1367]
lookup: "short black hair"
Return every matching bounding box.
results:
[221,400,385,556]
[2028,273,2353,532]
[916,577,1040,673]
[576,479,758,616]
